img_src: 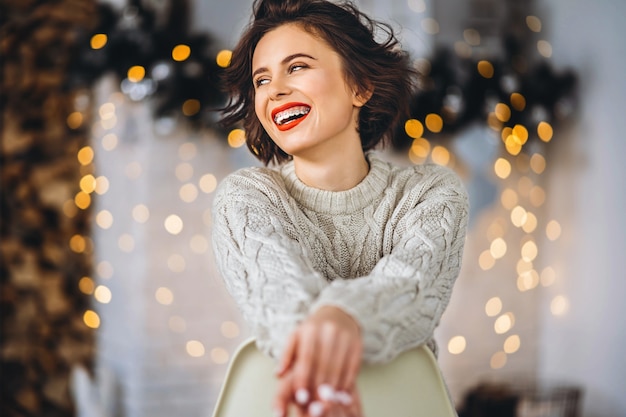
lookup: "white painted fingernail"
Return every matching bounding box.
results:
[295,388,310,405]
[317,384,335,402]
[308,401,324,417]
[335,391,353,405]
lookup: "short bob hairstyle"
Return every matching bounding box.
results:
[221,0,415,165]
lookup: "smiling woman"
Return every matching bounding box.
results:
[213,1,470,416]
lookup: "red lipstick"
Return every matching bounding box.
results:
[271,102,311,131]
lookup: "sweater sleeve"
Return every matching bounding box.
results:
[310,167,469,363]
[211,169,329,360]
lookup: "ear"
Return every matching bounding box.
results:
[352,83,374,108]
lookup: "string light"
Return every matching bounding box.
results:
[172,44,191,62]
[186,340,205,357]
[448,336,467,354]
[90,34,108,49]
[477,60,494,78]
[216,50,232,68]
[210,347,230,364]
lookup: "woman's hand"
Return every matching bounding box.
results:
[274,305,363,416]
[274,367,363,417]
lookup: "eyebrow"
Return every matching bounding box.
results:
[252,53,317,78]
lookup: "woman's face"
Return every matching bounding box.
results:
[251,23,367,161]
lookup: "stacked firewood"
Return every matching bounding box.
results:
[1,1,97,416]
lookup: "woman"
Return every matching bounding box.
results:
[212,0,469,416]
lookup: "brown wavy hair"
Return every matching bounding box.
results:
[220,0,416,165]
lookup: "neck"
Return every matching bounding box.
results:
[293,149,370,191]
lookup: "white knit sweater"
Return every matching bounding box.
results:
[211,152,469,363]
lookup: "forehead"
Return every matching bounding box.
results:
[252,23,339,68]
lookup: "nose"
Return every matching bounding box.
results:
[268,75,291,100]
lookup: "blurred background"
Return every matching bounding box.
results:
[1,0,625,416]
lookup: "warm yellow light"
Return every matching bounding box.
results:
[102,133,118,151]
[228,129,246,148]
[516,258,533,275]
[172,44,191,62]
[517,269,539,292]
[79,277,95,295]
[178,142,198,160]
[216,49,233,68]
[211,347,230,364]
[67,112,84,129]
[486,219,506,240]
[410,138,431,162]
[538,121,553,142]
[513,124,529,144]
[505,135,522,155]
[156,287,174,305]
[174,163,193,182]
[490,237,507,260]
[94,285,112,304]
[164,214,184,235]
[431,146,450,166]
[99,102,115,119]
[448,336,467,355]
[425,113,443,133]
[500,188,518,210]
[495,103,511,122]
[485,297,502,317]
[96,261,114,279]
[190,235,209,254]
[530,186,546,207]
[504,335,521,354]
[199,174,218,193]
[179,183,199,203]
[477,60,494,78]
[478,250,496,271]
[80,174,97,194]
[69,235,86,253]
[551,295,569,316]
[530,153,546,174]
[167,254,186,273]
[186,340,206,357]
[405,119,424,139]
[463,29,480,46]
[96,210,114,229]
[83,310,100,329]
[521,240,538,262]
[63,200,78,218]
[490,351,507,369]
[77,146,94,165]
[522,212,538,233]
[494,158,511,179]
[127,65,146,82]
[537,40,553,58]
[90,34,108,49]
[74,191,91,210]
[118,234,135,253]
[546,220,562,241]
[94,176,110,195]
[510,93,526,111]
[501,127,512,143]
[494,313,514,334]
[421,18,439,35]
[541,267,557,287]
[221,321,240,339]
[526,15,542,32]
[132,204,150,223]
[510,205,527,228]
[182,99,201,116]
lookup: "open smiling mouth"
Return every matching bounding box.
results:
[272,103,311,131]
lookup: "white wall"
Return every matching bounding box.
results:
[538,1,626,416]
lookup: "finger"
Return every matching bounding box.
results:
[338,340,362,391]
[277,330,299,376]
[326,331,351,389]
[313,322,337,387]
[293,324,316,405]
[272,375,293,417]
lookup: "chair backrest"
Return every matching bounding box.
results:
[212,338,457,417]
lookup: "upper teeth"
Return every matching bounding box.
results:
[274,106,310,125]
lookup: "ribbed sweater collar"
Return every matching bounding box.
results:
[279,152,390,214]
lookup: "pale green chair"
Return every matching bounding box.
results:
[212,338,457,417]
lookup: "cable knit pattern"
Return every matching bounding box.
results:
[212,152,469,363]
